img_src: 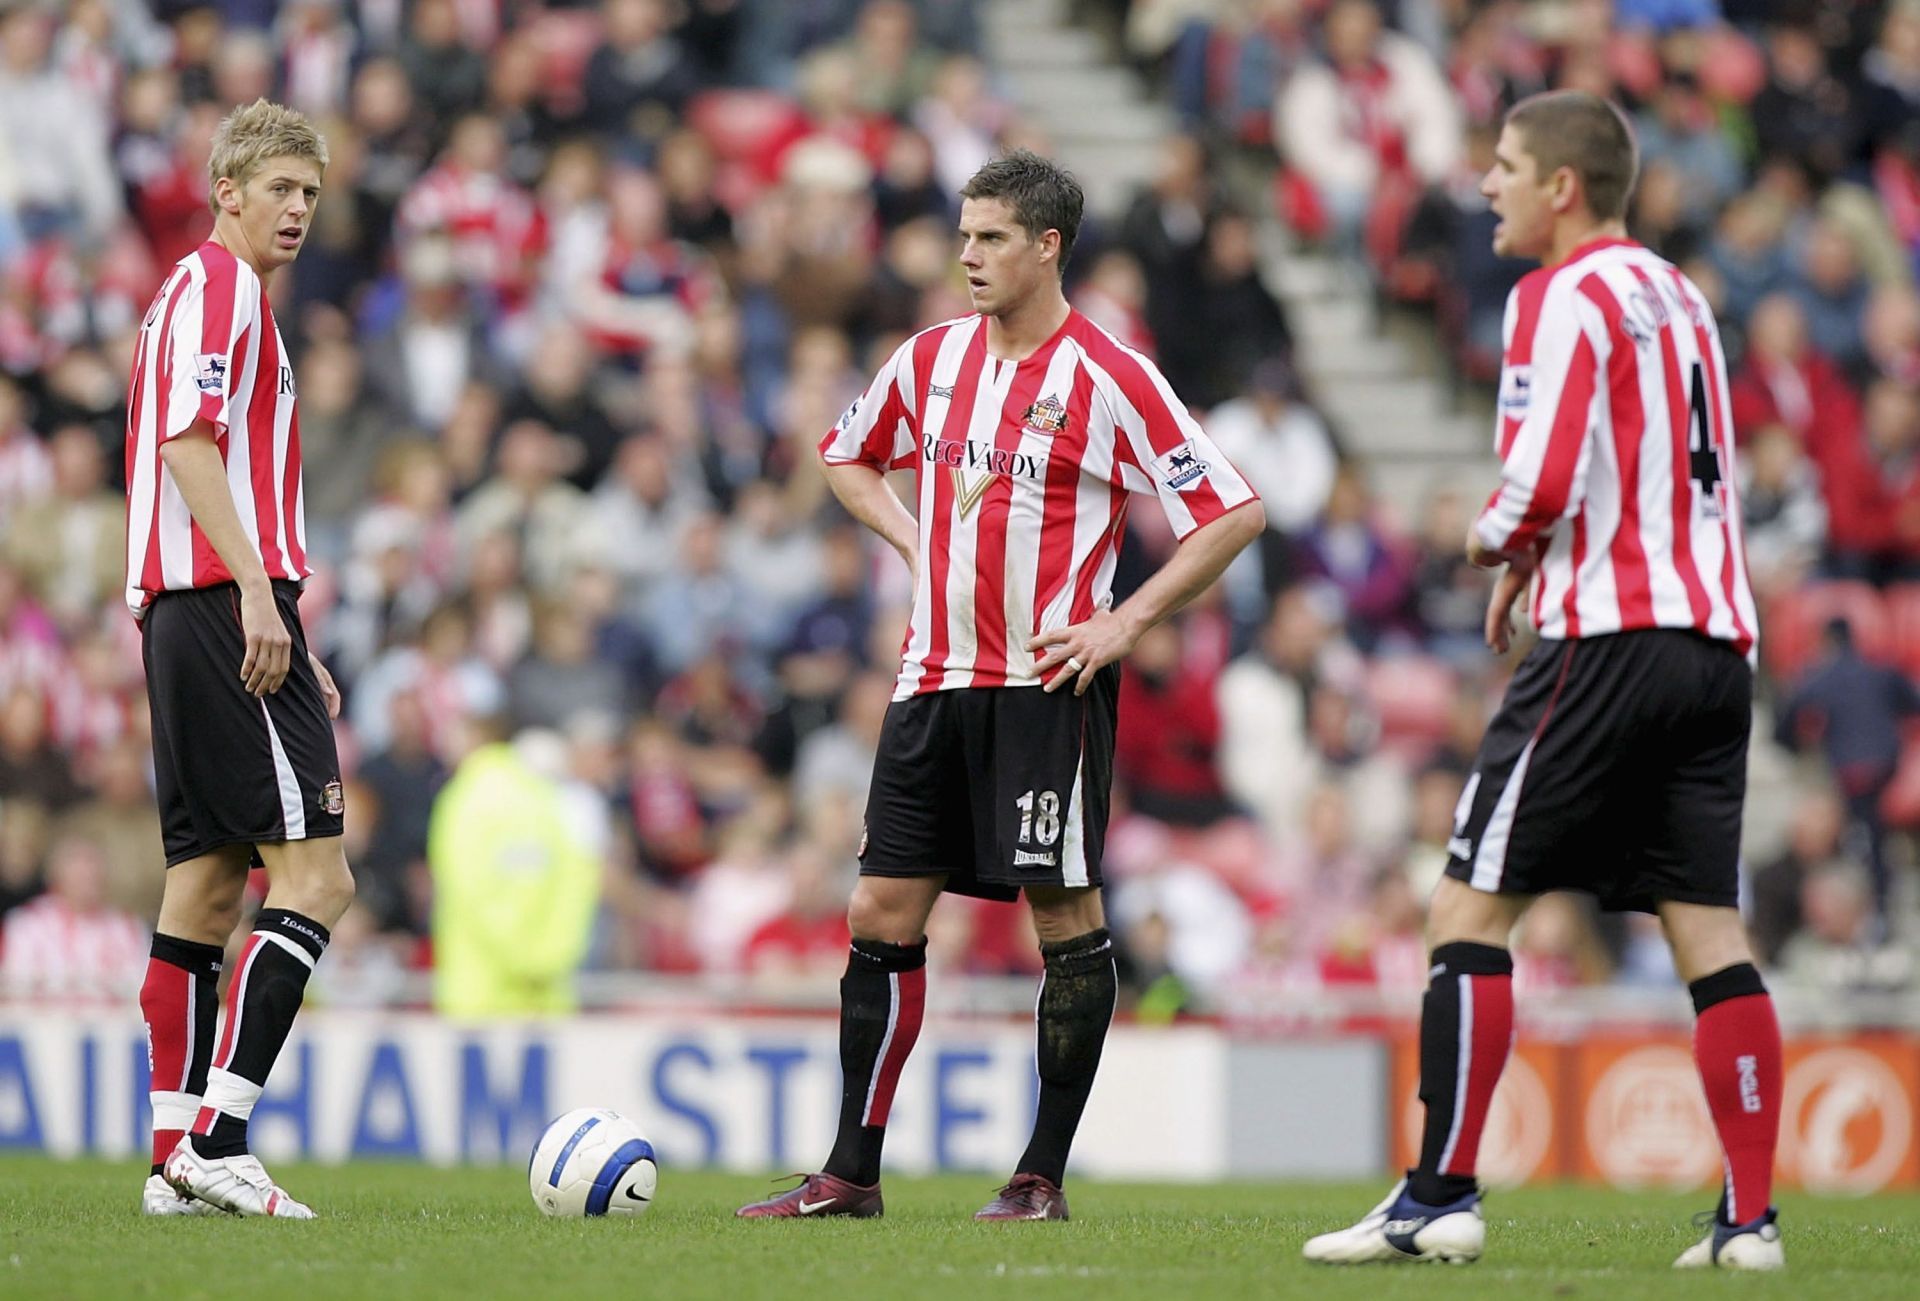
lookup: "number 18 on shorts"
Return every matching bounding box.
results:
[857,667,1119,901]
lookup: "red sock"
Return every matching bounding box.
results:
[140,958,188,1168]
[139,935,223,1170]
[861,964,927,1127]
[1412,942,1514,1203]
[1445,971,1515,1177]
[1690,966,1781,1224]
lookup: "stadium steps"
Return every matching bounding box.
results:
[987,0,1497,520]
[982,0,1170,219]
[1271,250,1500,519]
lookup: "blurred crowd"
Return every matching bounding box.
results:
[0,0,1915,1015]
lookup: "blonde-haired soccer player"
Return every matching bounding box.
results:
[129,99,352,1219]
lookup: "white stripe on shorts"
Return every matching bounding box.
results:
[1469,736,1537,892]
[260,699,306,839]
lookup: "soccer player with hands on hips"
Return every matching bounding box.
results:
[129,100,353,1219]
[1304,91,1781,1270]
[736,151,1264,1221]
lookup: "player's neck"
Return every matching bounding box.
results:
[210,222,278,283]
[984,288,1071,360]
[1543,218,1629,270]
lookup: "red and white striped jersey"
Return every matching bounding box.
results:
[821,310,1259,700]
[0,895,149,1002]
[124,241,311,618]
[1475,237,1759,658]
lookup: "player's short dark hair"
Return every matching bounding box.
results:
[1504,91,1638,223]
[960,149,1084,277]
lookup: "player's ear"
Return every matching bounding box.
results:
[1549,165,1579,215]
[215,178,240,215]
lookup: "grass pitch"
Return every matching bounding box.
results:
[1,1158,1915,1299]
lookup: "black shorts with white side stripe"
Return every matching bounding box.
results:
[858,668,1119,901]
[141,579,344,867]
[1444,629,1751,913]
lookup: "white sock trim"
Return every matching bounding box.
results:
[257,929,318,970]
[201,1066,264,1122]
[151,1091,200,1129]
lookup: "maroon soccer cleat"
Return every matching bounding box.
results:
[735,1172,883,1218]
[974,1173,1069,1221]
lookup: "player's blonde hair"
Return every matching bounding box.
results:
[206,99,329,215]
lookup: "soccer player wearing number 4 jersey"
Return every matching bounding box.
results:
[736,152,1264,1222]
[129,100,354,1220]
[1305,92,1782,1271]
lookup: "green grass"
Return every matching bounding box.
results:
[1,1159,1916,1299]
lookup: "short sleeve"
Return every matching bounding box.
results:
[163,254,247,443]
[1104,347,1258,539]
[819,337,917,471]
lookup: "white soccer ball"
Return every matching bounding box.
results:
[528,1108,658,1218]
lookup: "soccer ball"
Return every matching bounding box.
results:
[528,1108,658,1217]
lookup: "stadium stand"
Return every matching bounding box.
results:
[0,0,1916,1017]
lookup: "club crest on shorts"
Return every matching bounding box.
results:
[321,779,345,816]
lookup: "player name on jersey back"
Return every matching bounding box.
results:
[1475,237,1758,658]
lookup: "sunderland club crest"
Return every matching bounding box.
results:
[1022,395,1068,434]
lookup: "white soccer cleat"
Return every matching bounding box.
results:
[1674,1208,1784,1271]
[142,1172,230,1216]
[163,1139,317,1219]
[1303,1178,1485,1264]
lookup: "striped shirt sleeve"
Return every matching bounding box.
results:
[818,336,918,470]
[1103,347,1257,540]
[163,253,247,443]
[1475,278,1607,555]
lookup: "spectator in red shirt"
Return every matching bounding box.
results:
[1116,620,1232,826]
[1821,377,1920,581]
[742,835,851,980]
[396,112,548,327]
[1730,292,1861,472]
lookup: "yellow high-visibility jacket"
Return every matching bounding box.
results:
[428,743,601,1017]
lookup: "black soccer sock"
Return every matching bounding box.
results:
[1016,928,1117,1186]
[822,937,927,1186]
[1411,941,1514,1206]
[141,933,223,1174]
[191,909,329,1159]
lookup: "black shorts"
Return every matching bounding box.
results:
[859,670,1119,901]
[141,580,344,867]
[1445,629,1751,913]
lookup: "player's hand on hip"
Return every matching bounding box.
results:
[238,583,293,696]
[1029,610,1135,696]
[1485,556,1535,655]
[310,653,341,719]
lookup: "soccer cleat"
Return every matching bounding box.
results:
[973,1173,1069,1221]
[734,1172,883,1218]
[142,1172,229,1216]
[163,1139,316,1219]
[1302,1178,1484,1264]
[1674,1206,1785,1270]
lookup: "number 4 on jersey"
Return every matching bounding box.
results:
[1687,361,1726,520]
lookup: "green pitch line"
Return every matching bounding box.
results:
[1,1158,1915,1300]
